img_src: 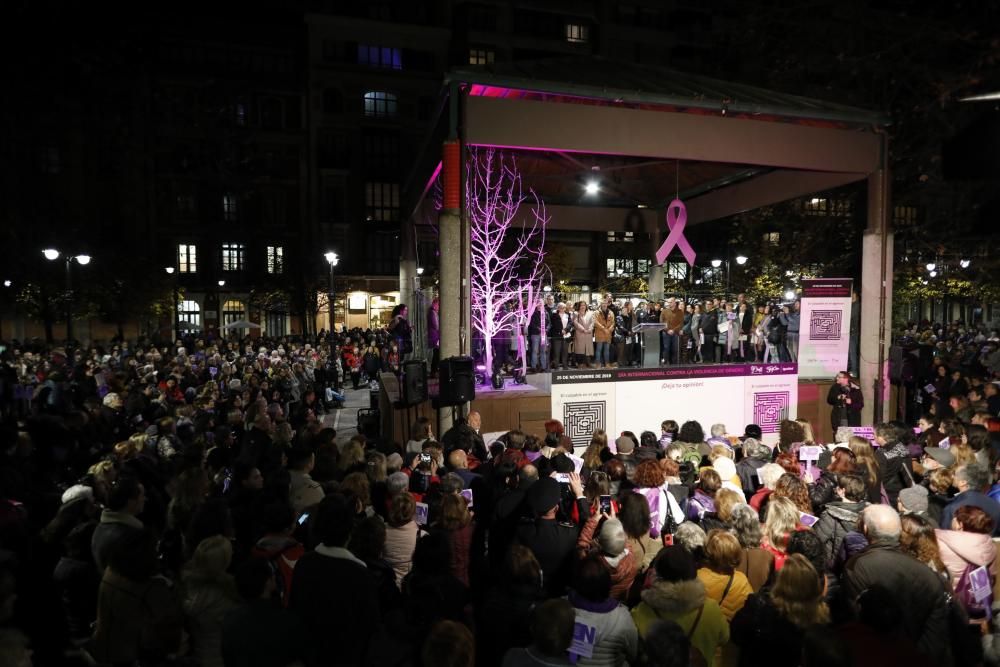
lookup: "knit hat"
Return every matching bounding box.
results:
[615,436,635,454]
[743,424,763,440]
[898,485,929,513]
[598,518,627,557]
[923,447,955,468]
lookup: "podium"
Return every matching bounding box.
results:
[633,322,670,368]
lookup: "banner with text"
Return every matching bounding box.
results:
[551,363,798,448]
[798,278,852,379]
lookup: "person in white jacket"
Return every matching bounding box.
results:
[567,553,638,667]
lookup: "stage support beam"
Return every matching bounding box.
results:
[859,135,892,425]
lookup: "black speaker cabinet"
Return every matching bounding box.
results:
[402,360,428,405]
[439,356,476,405]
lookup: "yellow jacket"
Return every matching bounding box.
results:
[696,568,753,622]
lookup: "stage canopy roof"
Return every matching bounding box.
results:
[406,56,890,231]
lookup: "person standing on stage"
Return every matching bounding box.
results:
[594,300,615,368]
[827,371,864,431]
[528,301,549,373]
[387,304,412,359]
[736,302,753,362]
[549,302,572,370]
[786,301,801,362]
[572,301,595,368]
[701,299,719,363]
[427,298,440,377]
[617,301,639,367]
[690,303,704,363]
[659,297,684,365]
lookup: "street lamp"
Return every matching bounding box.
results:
[324,251,339,332]
[416,267,424,276]
[218,280,225,287]
[712,251,749,300]
[43,249,92,343]
[926,262,936,272]
[960,259,971,268]
[165,267,179,341]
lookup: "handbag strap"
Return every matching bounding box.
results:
[719,573,736,605]
[686,604,705,640]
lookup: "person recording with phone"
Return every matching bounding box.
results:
[827,371,863,431]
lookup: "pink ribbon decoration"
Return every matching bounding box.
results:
[654,198,697,267]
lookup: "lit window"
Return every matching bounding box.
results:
[177,244,197,273]
[221,243,245,271]
[358,44,402,69]
[893,205,917,227]
[223,193,238,221]
[178,300,201,334]
[606,231,635,243]
[267,246,284,274]
[365,182,400,222]
[702,267,722,283]
[566,23,590,43]
[803,197,827,215]
[666,262,688,281]
[763,232,780,246]
[222,300,246,325]
[363,91,398,118]
[469,48,495,65]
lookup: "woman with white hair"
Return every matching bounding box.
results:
[749,463,785,514]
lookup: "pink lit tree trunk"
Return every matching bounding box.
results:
[467,148,549,377]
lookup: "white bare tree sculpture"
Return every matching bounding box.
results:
[467,148,550,378]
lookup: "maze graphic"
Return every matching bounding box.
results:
[753,391,790,434]
[809,310,842,341]
[563,401,607,448]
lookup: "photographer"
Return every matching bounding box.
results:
[827,371,864,432]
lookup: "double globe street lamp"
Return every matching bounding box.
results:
[43,248,91,343]
[710,253,748,300]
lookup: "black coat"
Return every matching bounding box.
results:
[843,544,952,665]
[812,499,868,570]
[827,383,863,429]
[731,591,815,667]
[809,471,839,514]
[289,551,382,667]
[515,498,588,595]
[875,442,913,507]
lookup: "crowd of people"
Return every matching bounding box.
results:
[2,313,1000,666]
[516,293,800,373]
